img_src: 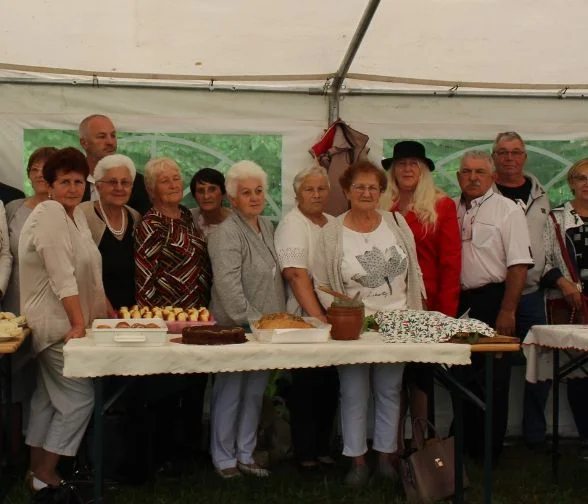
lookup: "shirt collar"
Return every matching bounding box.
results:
[460,187,494,209]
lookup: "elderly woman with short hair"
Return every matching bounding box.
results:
[20,148,107,490]
[189,167,232,237]
[208,160,286,479]
[134,157,212,473]
[274,165,338,470]
[80,154,141,310]
[135,157,211,309]
[314,160,425,487]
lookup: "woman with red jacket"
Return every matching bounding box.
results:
[381,141,461,427]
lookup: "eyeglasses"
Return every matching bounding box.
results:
[493,149,526,159]
[350,184,381,194]
[98,179,132,189]
[572,175,588,185]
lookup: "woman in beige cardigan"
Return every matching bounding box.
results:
[79,154,141,311]
[313,161,425,488]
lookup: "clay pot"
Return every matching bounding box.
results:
[327,305,364,341]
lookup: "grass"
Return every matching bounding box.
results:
[4,441,588,504]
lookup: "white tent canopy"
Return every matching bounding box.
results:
[2,0,588,93]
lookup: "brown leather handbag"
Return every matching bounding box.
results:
[400,418,468,503]
[546,213,588,324]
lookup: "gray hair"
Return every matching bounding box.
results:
[78,114,112,139]
[292,164,329,195]
[144,157,183,194]
[493,131,526,152]
[459,150,495,172]
[94,154,136,182]
[225,160,268,198]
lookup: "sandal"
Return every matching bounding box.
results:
[215,467,242,479]
[237,462,270,477]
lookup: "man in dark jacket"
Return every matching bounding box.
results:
[0,182,25,205]
[79,114,151,214]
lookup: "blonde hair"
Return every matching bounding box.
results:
[143,157,182,194]
[380,160,445,230]
[567,158,588,195]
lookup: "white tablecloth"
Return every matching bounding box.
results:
[523,325,588,383]
[63,332,471,378]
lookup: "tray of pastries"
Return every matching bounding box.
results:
[91,318,168,346]
[249,313,331,344]
[118,305,215,334]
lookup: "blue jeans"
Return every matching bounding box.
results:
[518,290,550,444]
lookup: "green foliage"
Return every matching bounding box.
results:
[22,130,283,219]
[384,139,583,207]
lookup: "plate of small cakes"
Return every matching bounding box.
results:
[91,318,169,346]
[118,305,216,334]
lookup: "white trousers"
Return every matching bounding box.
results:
[26,344,94,457]
[210,370,269,470]
[338,363,404,457]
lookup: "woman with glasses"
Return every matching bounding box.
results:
[313,161,425,487]
[79,154,141,311]
[274,164,338,471]
[542,158,588,457]
[380,140,461,454]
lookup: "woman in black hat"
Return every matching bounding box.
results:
[381,141,461,432]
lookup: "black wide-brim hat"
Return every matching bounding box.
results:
[381,140,435,171]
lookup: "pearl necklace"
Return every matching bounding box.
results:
[98,199,126,237]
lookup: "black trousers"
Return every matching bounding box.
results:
[287,366,339,463]
[455,282,511,462]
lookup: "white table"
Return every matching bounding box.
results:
[63,332,472,504]
[63,332,471,378]
[523,324,588,483]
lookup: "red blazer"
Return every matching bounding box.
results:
[392,197,461,317]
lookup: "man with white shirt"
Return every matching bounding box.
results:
[455,150,533,463]
[79,114,150,214]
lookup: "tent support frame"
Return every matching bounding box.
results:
[327,0,381,123]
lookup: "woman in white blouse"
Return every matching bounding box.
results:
[274,165,338,470]
[19,148,107,490]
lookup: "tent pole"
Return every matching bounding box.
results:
[328,0,382,123]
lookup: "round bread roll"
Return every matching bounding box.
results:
[188,312,199,321]
[96,324,111,329]
[177,312,188,321]
[116,321,131,328]
[131,323,146,328]
[145,322,159,328]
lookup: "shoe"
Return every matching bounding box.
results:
[344,464,370,488]
[377,459,399,481]
[216,467,242,479]
[237,462,270,477]
[298,461,320,472]
[317,456,335,466]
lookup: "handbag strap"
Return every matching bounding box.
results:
[549,212,580,285]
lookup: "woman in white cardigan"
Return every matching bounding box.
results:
[313,161,425,488]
